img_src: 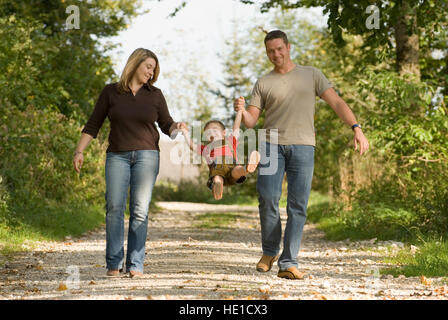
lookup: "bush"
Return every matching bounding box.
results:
[0,103,107,251]
[312,69,448,241]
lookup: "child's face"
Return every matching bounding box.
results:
[204,123,225,142]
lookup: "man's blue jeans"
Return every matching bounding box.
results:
[256,142,314,271]
[105,150,159,273]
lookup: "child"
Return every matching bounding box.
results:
[181,108,260,200]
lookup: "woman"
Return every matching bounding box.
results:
[73,48,186,278]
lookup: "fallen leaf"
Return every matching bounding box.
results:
[35,265,44,271]
[71,290,84,294]
[358,291,368,295]
[89,281,96,285]
[57,283,67,291]
[420,275,432,286]
[258,285,270,294]
[434,286,448,296]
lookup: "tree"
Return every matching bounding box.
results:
[242,0,448,81]
[167,0,447,84]
[0,0,144,119]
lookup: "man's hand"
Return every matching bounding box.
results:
[353,128,369,155]
[234,96,245,112]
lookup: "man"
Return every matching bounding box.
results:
[234,30,369,280]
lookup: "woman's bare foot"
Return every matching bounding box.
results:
[212,175,224,200]
[246,150,261,173]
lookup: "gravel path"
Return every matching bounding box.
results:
[0,201,447,300]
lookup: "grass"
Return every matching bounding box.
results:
[153,179,260,206]
[306,192,448,278]
[382,241,448,278]
[0,201,105,258]
[193,212,249,229]
[0,190,164,259]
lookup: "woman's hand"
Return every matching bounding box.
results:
[170,122,188,139]
[73,152,84,173]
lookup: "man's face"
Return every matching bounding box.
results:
[265,38,291,68]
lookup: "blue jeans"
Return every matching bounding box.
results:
[256,142,314,271]
[105,150,159,273]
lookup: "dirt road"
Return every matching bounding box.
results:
[0,201,446,300]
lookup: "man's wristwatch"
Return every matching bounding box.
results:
[351,124,361,131]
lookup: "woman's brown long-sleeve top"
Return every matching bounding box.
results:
[82,83,175,153]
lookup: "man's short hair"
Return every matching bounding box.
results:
[264,30,289,46]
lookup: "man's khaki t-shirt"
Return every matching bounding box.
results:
[249,65,332,146]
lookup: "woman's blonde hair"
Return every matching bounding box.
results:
[117,48,160,93]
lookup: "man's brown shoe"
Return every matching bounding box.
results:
[256,255,278,272]
[277,266,306,280]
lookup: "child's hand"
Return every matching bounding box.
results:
[234,96,245,113]
[180,126,189,136]
[176,122,188,131]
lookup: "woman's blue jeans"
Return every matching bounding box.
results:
[256,142,314,271]
[104,150,159,273]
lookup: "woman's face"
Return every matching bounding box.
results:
[134,57,156,84]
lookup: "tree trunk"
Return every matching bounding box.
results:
[394,2,420,79]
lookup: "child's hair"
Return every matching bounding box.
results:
[204,120,225,131]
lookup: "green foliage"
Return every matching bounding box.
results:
[0,104,107,253]
[0,1,143,254]
[153,176,259,206]
[384,241,448,277]
[0,0,143,119]
[194,212,249,229]
[354,70,448,234]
